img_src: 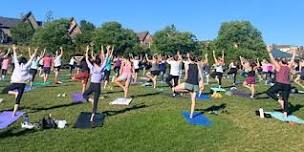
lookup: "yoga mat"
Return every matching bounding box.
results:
[110,98,133,105]
[196,93,209,101]
[182,112,212,126]
[211,87,226,92]
[71,92,86,103]
[232,90,251,98]
[32,81,52,87]
[0,111,24,129]
[265,112,304,124]
[74,112,105,129]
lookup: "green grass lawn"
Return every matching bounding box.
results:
[0,71,303,152]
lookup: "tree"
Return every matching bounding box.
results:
[10,22,35,45]
[152,25,199,55]
[74,20,96,51]
[45,10,54,23]
[92,21,139,55]
[31,19,73,57]
[215,21,267,61]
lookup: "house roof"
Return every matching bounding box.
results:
[0,16,21,28]
[272,49,292,58]
[137,31,149,41]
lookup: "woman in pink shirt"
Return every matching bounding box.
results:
[114,57,134,98]
[1,49,11,80]
[266,46,296,117]
[42,53,53,83]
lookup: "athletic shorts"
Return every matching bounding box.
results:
[117,73,132,81]
[245,76,256,85]
[43,67,51,74]
[1,69,7,75]
[135,69,140,73]
[104,70,111,81]
[54,66,61,72]
[74,71,89,84]
[151,70,160,76]
[184,83,199,92]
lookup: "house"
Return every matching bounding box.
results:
[0,12,82,44]
[0,12,42,43]
[137,31,153,48]
[68,18,82,39]
[272,44,298,54]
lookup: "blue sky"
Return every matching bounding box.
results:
[1,0,304,45]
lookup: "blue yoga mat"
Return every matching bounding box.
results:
[196,93,209,101]
[265,112,304,124]
[0,111,24,129]
[182,112,212,126]
[211,87,226,92]
[71,92,86,103]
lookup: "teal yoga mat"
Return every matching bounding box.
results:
[265,112,304,124]
[32,81,52,87]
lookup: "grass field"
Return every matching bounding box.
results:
[0,70,303,152]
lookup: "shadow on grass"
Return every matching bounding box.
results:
[273,103,304,114]
[105,90,124,94]
[24,103,83,114]
[103,104,150,117]
[130,92,161,99]
[0,128,37,139]
[196,104,227,113]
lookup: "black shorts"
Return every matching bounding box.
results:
[38,64,43,68]
[216,72,223,79]
[104,70,111,81]
[29,69,37,75]
[135,69,140,73]
[69,64,75,70]
[300,75,304,81]
[44,67,51,74]
[1,69,7,75]
[54,66,61,72]
[151,70,160,76]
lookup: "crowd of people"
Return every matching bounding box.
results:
[0,44,301,122]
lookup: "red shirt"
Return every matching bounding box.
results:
[43,56,53,68]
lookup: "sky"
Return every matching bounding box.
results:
[1,0,304,45]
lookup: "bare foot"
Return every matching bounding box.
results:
[278,99,284,109]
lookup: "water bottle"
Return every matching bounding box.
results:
[259,108,264,118]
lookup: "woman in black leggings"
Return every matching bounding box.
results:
[3,45,37,117]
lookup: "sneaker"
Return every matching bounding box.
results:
[21,122,34,129]
[88,98,94,103]
[172,93,177,97]
[0,98,3,104]
[57,94,61,97]
[62,93,66,97]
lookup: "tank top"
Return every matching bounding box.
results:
[247,69,255,77]
[216,64,223,73]
[186,63,199,85]
[276,66,290,84]
[122,62,132,75]
[151,62,159,71]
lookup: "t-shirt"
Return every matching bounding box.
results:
[11,53,32,83]
[133,59,140,70]
[30,60,39,70]
[43,56,53,68]
[104,57,112,71]
[86,58,107,83]
[167,60,180,76]
[54,56,62,67]
[69,58,75,65]
[1,58,10,70]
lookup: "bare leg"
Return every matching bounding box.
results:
[12,104,19,117]
[250,84,256,98]
[153,75,157,88]
[190,92,196,119]
[124,78,131,98]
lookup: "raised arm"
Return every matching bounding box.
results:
[204,53,208,64]
[267,46,280,70]
[85,46,93,69]
[28,47,32,58]
[221,50,225,62]
[99,45,105,60]
[288,47,297,68]
[145,54,153,63]
[213,50,218,64]
[12,45,19,65]
[59,47,64,57]
[25,48,38,68]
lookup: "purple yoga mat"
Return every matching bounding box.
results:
[232,90,251,98]
[71,92,86,103]
[0,111,24,129]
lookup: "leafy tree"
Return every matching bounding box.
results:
[215,21,267,61]
[79,20,95,33]
[31,19,73,58]
[74,20,96,52]
[152,25,199,55]
[10,22,35,45]
[92,21,139,55]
